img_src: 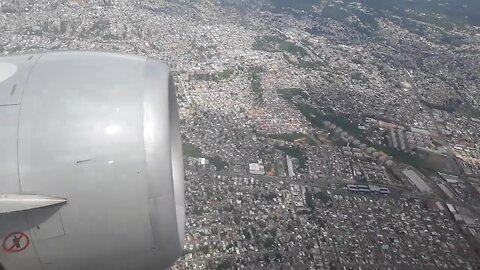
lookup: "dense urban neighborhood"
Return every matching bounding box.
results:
[2,0,480,269]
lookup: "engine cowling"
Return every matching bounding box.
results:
[0,51,185,270]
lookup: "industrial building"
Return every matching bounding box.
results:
[403,169,432,192]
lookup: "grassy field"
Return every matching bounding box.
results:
[193,69,234,81]
[249,67,264,102]
[277,88,309,100]
[183,143,202,157]
[253,36,308,57]
[275,144,307,168]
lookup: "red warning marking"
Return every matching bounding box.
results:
[2,232,30,253]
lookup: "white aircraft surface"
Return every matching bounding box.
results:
[0,51,185,270]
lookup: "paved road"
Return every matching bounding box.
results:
[188,166,441,201]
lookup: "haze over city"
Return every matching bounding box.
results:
[1,0,480,269]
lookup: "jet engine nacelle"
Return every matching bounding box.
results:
[0,52,185,270]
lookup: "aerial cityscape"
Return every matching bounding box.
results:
[2,0,480,269]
